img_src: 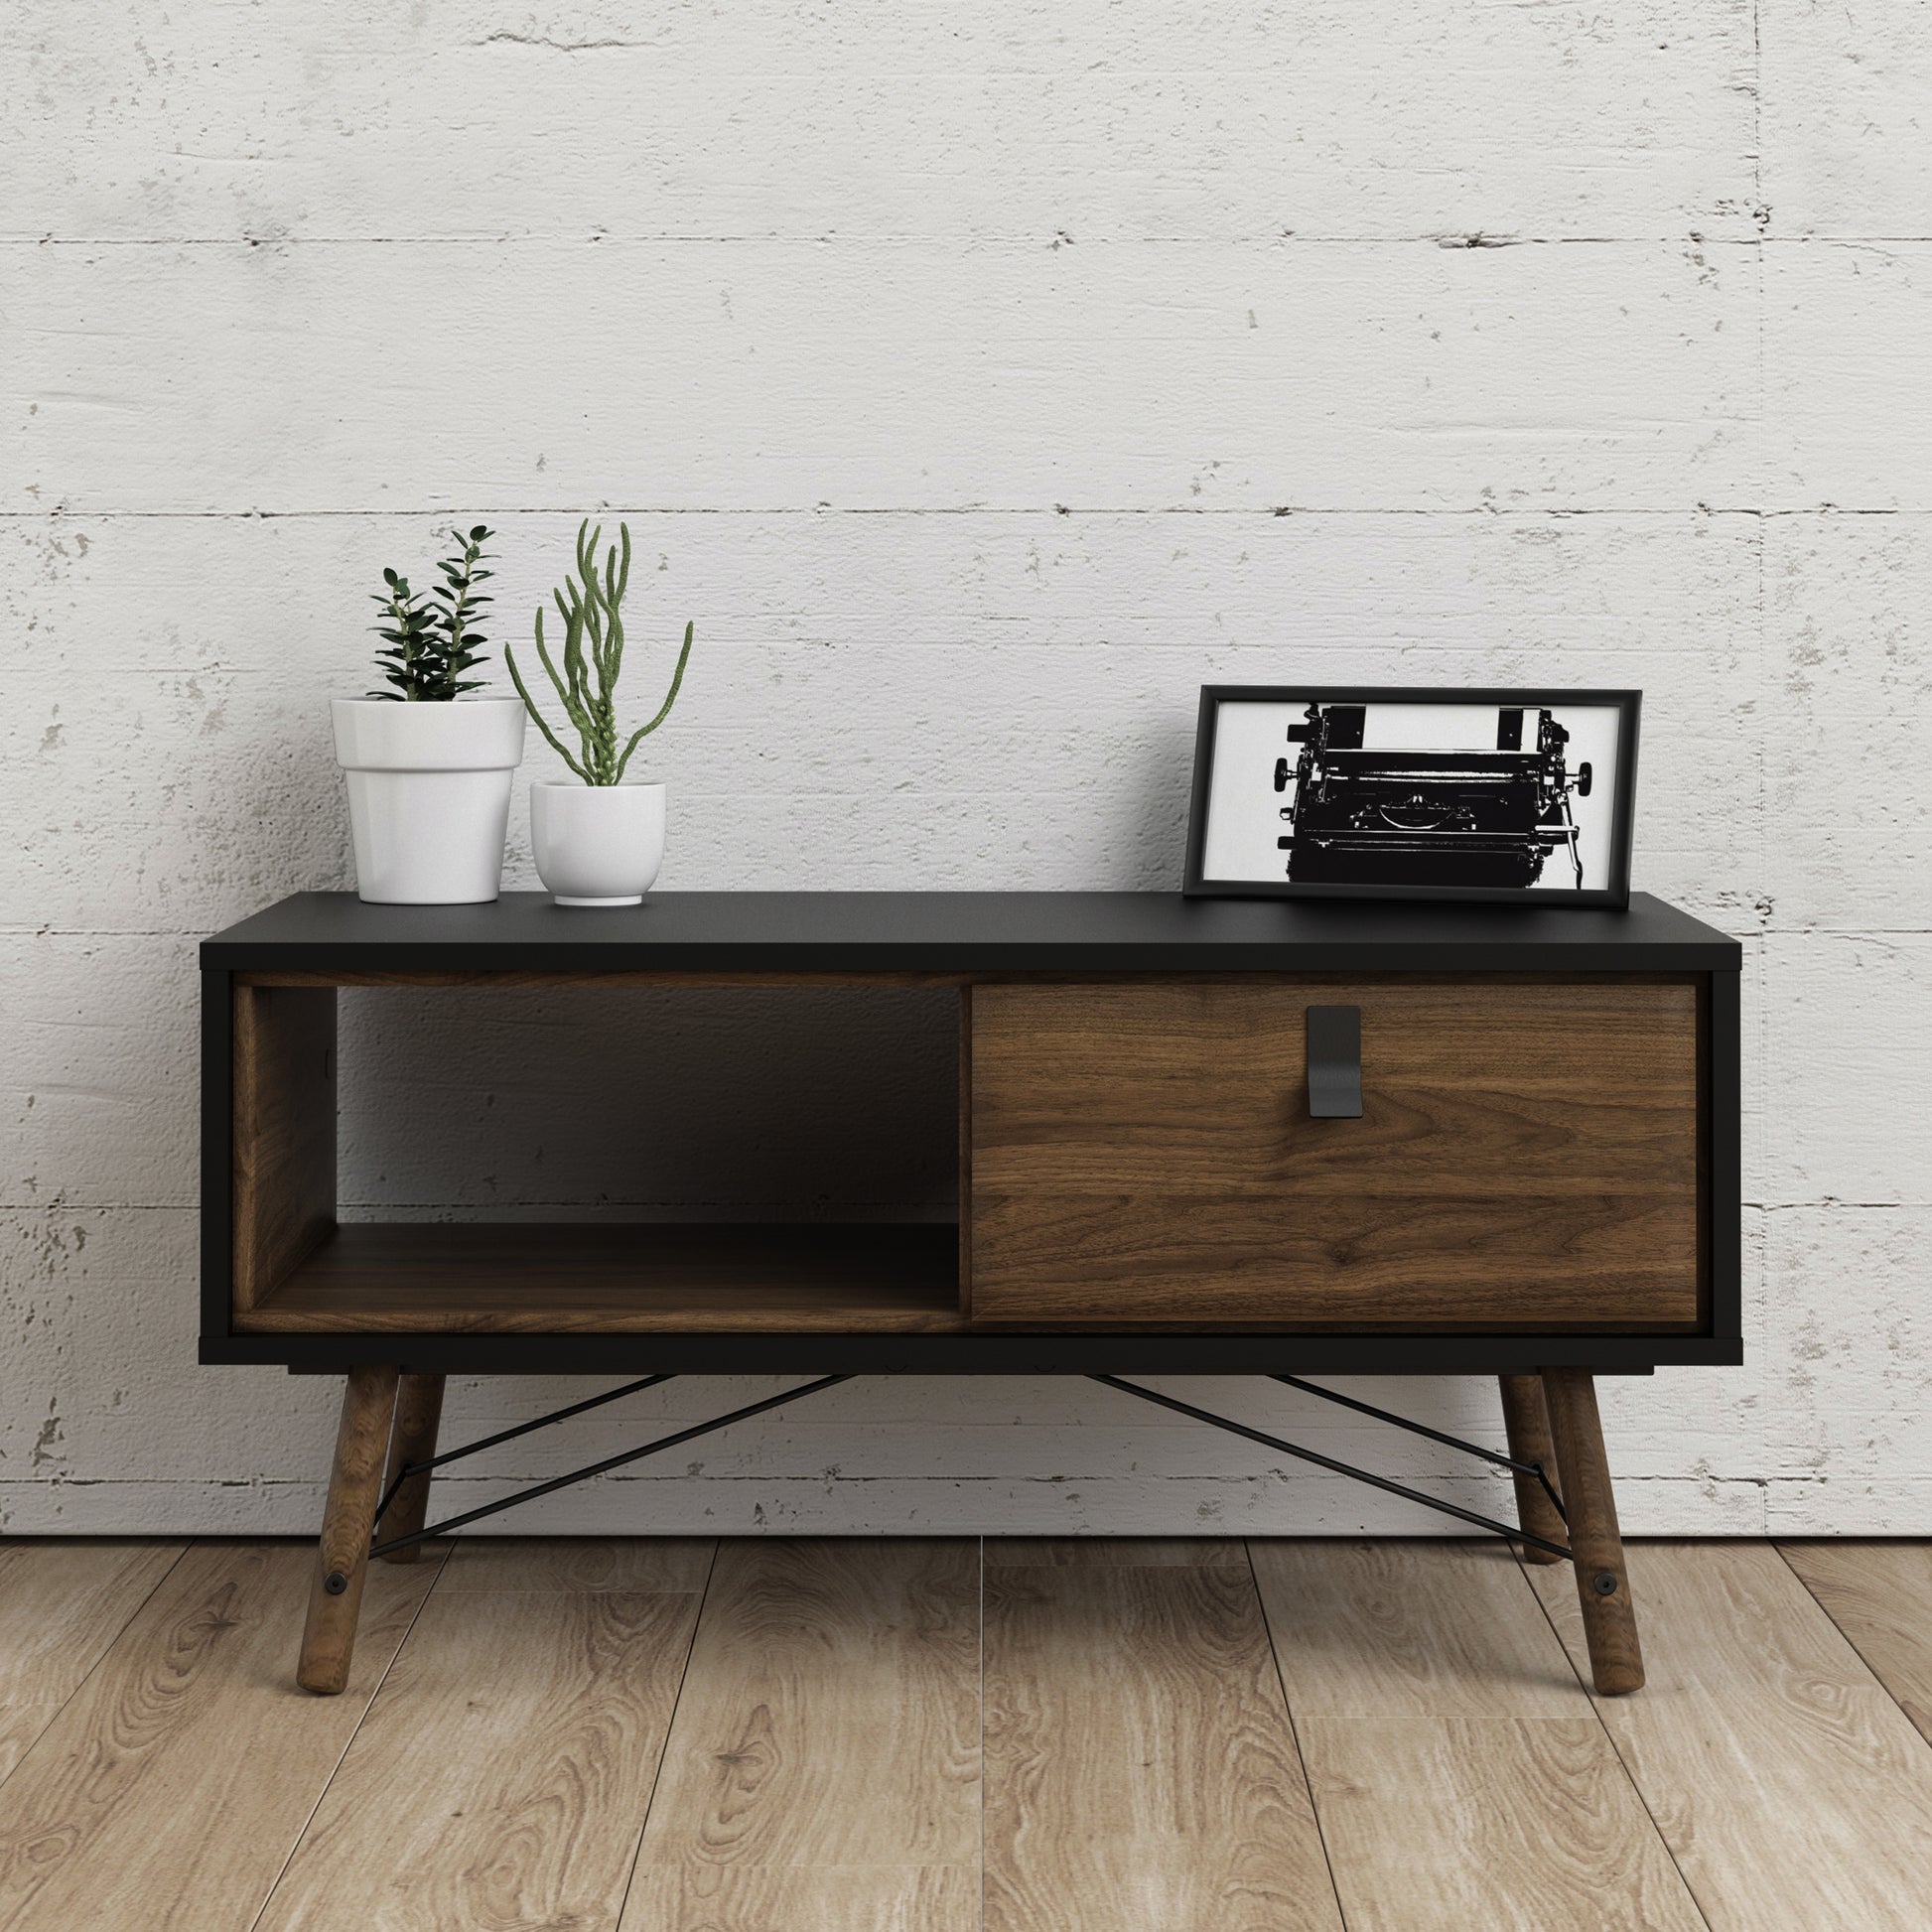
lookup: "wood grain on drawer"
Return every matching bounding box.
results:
[967,981,1701,1330]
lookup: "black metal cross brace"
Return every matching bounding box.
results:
[1088,1374,1574,1561]
[366,1370,1573,1563]
[1270,1373,1568,1529]
[367,1372,850,1560]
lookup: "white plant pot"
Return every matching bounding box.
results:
[332,696,526,905]
[531,781,665,906]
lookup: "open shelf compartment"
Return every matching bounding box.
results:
[226,979,967,1336]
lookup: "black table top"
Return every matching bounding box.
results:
[201,891,1740,973]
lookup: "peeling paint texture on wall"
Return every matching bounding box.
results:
[3,2,1928,1536]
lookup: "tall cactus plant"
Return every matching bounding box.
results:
[507,519,696,785]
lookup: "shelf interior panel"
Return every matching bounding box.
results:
[238,1222,966,1333]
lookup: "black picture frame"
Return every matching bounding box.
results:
[1182,686,1640,909]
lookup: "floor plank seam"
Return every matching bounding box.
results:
[1509,1541,1718,1932]
[1769,1540,1932,1755]
[611,1536,722,1931]
[978,1533,987,1932]
[1242,1537,1355,1932]
[244,1541,452,1932]
[0,1538,193,1804]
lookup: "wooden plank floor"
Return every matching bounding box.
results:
[985,1542,1338,1931]
[1,1537,1930,1929]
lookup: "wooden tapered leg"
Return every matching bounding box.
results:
[1541,1367,1644,1695]
[1498,1374,1566,1565]
[298,1363,400,1695]
[375,1373,446,1564]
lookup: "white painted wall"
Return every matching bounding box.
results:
[4,2,1928,1537]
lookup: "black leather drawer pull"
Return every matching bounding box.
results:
[1307,1005,1363,1118]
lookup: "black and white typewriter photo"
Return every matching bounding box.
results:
[1185,686,1639,907]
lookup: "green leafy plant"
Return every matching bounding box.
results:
[507,519,696,785]
[367,525,496,700]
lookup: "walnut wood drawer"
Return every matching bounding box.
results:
[965,979,1704,1330]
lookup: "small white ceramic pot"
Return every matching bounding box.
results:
[531,780,666,906]
[332,696,526,904]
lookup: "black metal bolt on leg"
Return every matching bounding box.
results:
[1592,1571,1620,1596]
[323,1570,349,1596]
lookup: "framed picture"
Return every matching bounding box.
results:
[1183,686,1640,908]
